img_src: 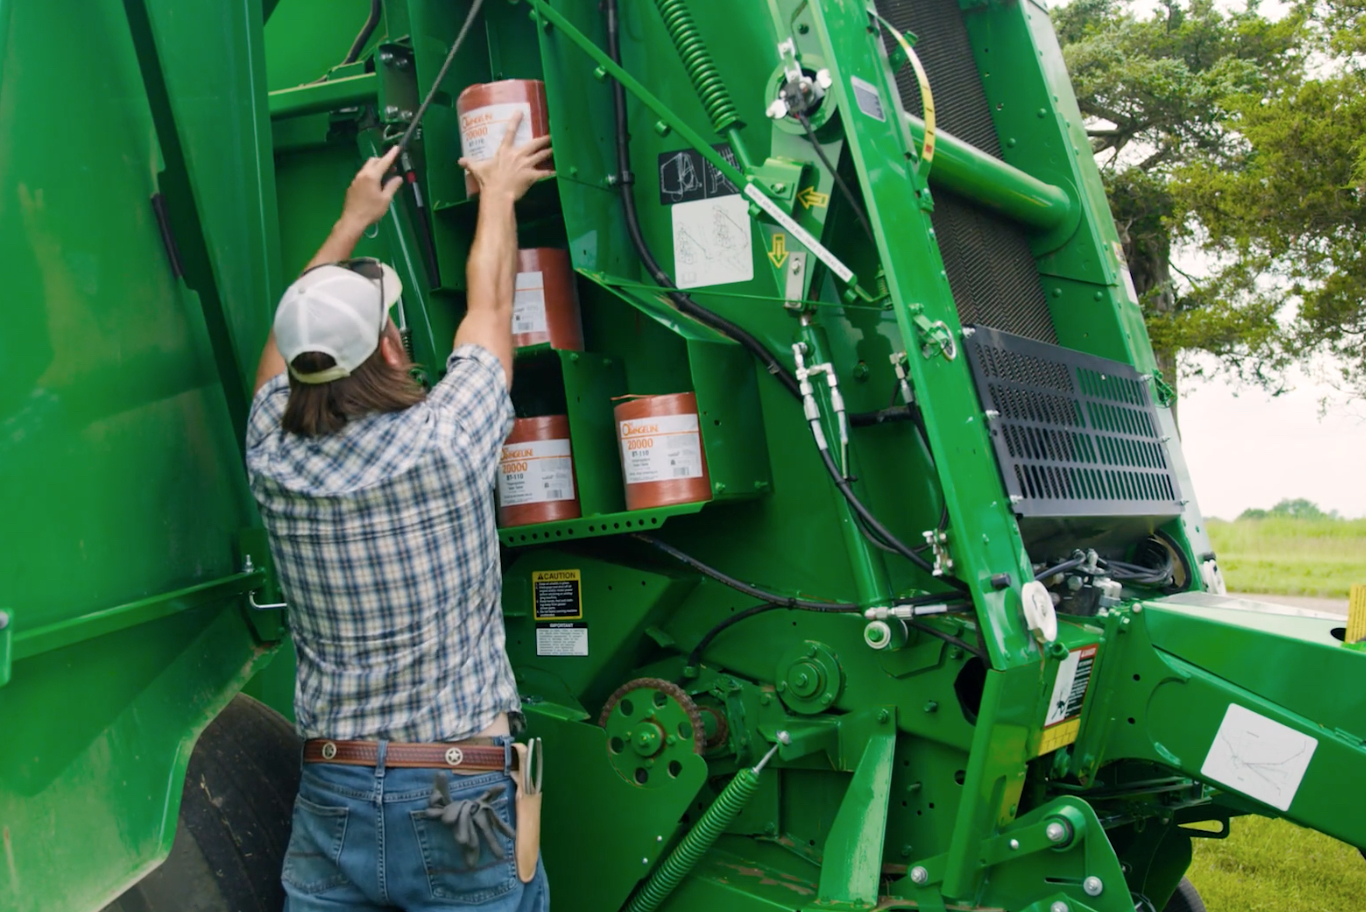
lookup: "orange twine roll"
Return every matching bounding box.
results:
[457,79,552,196]
[497,416,581,527]
[514,249,583,351]
[614,393,712,511]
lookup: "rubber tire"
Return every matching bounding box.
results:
[1163,877,1207,912]
[101,694,302,912]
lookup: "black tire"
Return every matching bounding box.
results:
[102,694,301,912]
[1163,877,1207,912]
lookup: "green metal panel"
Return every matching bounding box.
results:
[1,0,280,908]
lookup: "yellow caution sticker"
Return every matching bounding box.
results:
[1036,644,1098,756]
[1347,584,1366,643]
[532,570,581,621]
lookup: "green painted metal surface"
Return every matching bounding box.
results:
[7,0,1366,910]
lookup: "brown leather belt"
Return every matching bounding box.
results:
[303,738,517,771]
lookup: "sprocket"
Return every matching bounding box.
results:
[598,678,705,786]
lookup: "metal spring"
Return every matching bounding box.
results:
[651,0,740,135]
[627,767,760,912]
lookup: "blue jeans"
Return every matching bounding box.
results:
[282,740,549,911]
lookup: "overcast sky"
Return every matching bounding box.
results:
[1178,368,1365,519]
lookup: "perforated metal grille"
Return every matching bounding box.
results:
[875,0,1057,344]
[964,326,1182,518]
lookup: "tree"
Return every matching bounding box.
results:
[1174,0,1366,400]
[1238,498,1337,520]
[1053,0,1304,408]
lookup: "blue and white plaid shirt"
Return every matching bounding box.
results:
[246,344,518,743]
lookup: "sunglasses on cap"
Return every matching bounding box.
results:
[299,257,388,333]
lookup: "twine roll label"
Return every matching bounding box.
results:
[498,439,575,506]
[512,271,548,336]
[619,414,703,483]
[459,102,533,162]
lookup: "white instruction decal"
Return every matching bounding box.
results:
[1200,703,1317,811]
[460,102,533,163]
[620,413,703,484]
[850,75,886,122]
[512,271,547,336]
[672,195,753,289]
[498,439,574,507]
[536,622,588,657]
[1045,645,1097,727]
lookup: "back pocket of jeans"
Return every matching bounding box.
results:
[409,779,517,905]
[282,794,350,895]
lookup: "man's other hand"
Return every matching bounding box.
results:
[341,146,404,230]
[459,111,554,203]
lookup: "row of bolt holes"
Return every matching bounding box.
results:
[509,515,663,543]
[607,692,688,785]
[1129,672,1142,725]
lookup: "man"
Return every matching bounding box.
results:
[246,116,552,912]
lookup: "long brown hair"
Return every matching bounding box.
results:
[282,325,425,437]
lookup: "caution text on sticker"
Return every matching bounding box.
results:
[532,569,582,621]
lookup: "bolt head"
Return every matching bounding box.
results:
[642,857,650,865]
[1050,903,1069,912]
[1045,821,1068,843]
[910,866,929,885]
[1083,875,1103,896]
[1009,838,1020,850]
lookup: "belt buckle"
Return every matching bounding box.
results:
[321,741,337,761]
[444,746,464,767]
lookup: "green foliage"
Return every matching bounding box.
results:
[1207,516,1366,597]
[1237,498,1337,520]
[1189,815,1366,911]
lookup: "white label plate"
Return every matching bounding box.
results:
[512,271,547,336]
[672,195,753,289]
[1200,703,1317,811]
[498,438,574,507]
[536,623,588,657]
[619,413,703,484]
[460,101,533,162]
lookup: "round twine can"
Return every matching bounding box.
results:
[613,393,711,510]
[497,415,581,527]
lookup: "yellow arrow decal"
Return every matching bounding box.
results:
[797,187,830,209]
[767,233,788,268]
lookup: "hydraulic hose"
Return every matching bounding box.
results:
[343,0,382,65]
[627,744,779,912]
[650,0,741,136]
[605,0,800,398]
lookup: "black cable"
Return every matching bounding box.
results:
[687,603,777,670]
[634,534,862,612]
[816,446,969,589]
[795,111,875,246]
[906,619,987,661]
[396,0,485,154]
[1035,555,1087,582]
[605,0,801,399]
[343,0,383,65]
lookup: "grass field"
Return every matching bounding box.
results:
[1188,816,1366,910]
[1205,517,1366,598]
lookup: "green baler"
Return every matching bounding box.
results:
[3,1,1361,911]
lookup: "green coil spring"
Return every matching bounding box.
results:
[651,0,740,135]
[626,767,761,912]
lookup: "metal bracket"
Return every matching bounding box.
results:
[783,252,808,310]
[913,315,957,360]
[0,609,12,688]
[922,529,953,577]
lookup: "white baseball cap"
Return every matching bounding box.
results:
[274,259,403,384]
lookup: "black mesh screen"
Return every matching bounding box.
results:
[964,326,1182,520]
[875,0,1057,344]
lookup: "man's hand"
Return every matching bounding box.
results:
[459,111,554,202]
[340,145,404,230]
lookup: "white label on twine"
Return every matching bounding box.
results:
[619,413,704,484]
[513,271,547,336]
[460,101,533,162]
[498,438,575,507]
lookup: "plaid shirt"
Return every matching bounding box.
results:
[246,344,518,743]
